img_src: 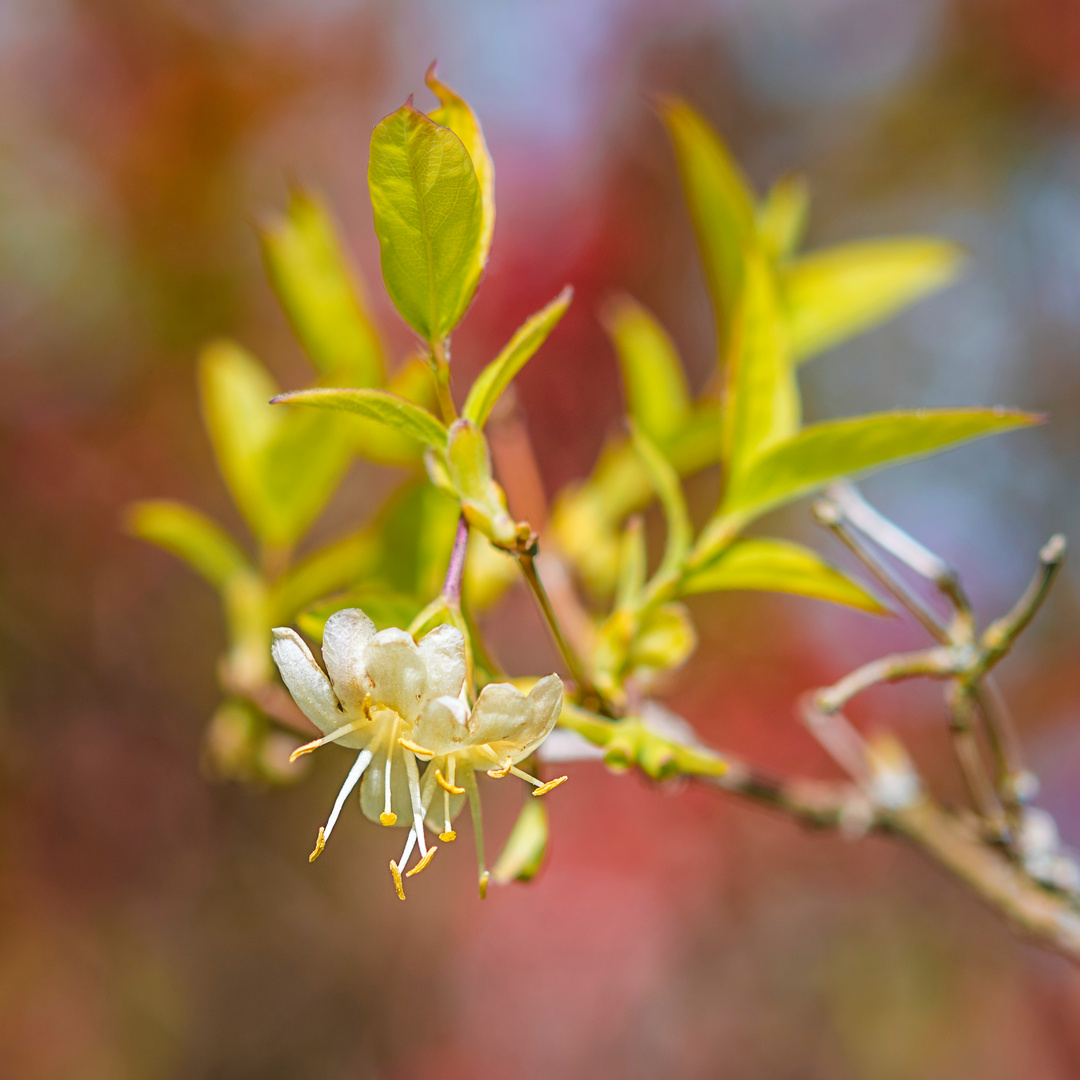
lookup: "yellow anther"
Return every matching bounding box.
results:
[436,769,465,795]
[487,760,513,779]
[439,830,457,843]
[389,860,405,901]
[478,870,490,899]
[290,738,323,764]
[398,737,434,759]
[308,827,326,862]
[380,812,398,827]
[405,846,438,878]
[531,775,568,797]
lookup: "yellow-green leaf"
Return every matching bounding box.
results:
[723,247,799,476]
[627,602,697,677]
[297,588,422,641]
[783,238,964,363]
[271,387,448,449]
[199,341,279,541]
[259,188,384,385]
[491,797,548,885]
[683,537,888,613]
[614,516,647,611]
[659,98,756,353]
[756,174,809,262]
[721,408,1040,524]
[630,425,691,585]
[125,499,250,589]
[446,419,518,546]
[368,99,484,343]
[425,64,495,278]
[602,294,691,443]
[462,286,573,427]
[350,355,435,466]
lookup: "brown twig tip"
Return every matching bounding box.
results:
[1041,534,1067,566]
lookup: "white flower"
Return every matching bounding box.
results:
[271,607,565,897]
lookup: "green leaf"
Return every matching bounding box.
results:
[199,340,358,548]
[462,287,573,427]
[757,174,809,261]
[425,64,495,277]
[259,188,384,385]
[368,99,484,342]
[682,537,888,614]
[446,419,518,546]
[602,294,691,443]
[199,340,280,541]
[630,426,691,585]
[783,238,964,363]
[723,247,799,476]
[271,524,383,622]
[126,499,250,589]
[721,408,1040,524]
[491,797,548,885]
[271,387,448,449]
[627,602,697,678]
[614,516,647,611]
[297,588,422,641]
[349,355,435,466]
[659,98,756,353]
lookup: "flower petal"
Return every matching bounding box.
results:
[413,695,470,756]
[417,623,467,701]
[364,628,426,724]
[322,608,376,712]
[271,628,343,735]
[468,675,563,763]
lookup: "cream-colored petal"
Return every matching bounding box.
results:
[417,623,466,702]
[363,628,426,724]
[322,608,376,712]
[413,695,471,756]
[271,628,343,736]
[469,674,563,763]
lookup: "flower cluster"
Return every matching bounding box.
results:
[271,608,564,897]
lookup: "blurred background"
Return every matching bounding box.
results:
[4,0,1080,1076]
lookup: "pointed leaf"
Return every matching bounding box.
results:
[270,387,448,449]
[784,238,964,363]
[615,516,647,611]
[425,64,495,276]
[721,408,1040,524]
[126,500,250,589]
[462,287,573,427]
[446,419,517,546]
[259,188,384,384]
[350,355,436,466]
[368,100,484,342]
[683,537,888,613]
[491,798,548,885]
[659,98,756,353]
[631,425,691,585]
[757,174,809,261]
[199,341,279,540]
[724,247,799,475]
[602,294,691,443]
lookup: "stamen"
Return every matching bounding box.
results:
[288,718,360,762]
[439,830,457,843]
[486,759,513,779]
[508,764,544,786]
[531,776,568,797]
[402,749,428,859]
[478,870,490,899]
[382,730,396,826]
[398,736,434,759]
[389,860,406,901]
[310,748,372,860]
[405,846,437,877]
[435,769,465,795]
